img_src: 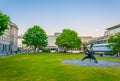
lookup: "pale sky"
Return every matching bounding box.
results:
[0,0,120,37]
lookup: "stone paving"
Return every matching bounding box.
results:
[104,55,120,59]
[62,60,120,67]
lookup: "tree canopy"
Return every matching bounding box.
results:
[108,33,120,55]
[55,29,82,51]
[0,12,10,35]
[23,25,48,52]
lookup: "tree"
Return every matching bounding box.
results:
[108,33,120,56]
[55,29,82,52]
[23,25,48,53]
[0,11,10,35]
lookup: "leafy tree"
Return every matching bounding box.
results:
[0,11,10,35]
[108,33,120,56]
[55,29,82,52]
[23,25,48,53]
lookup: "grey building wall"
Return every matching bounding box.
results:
[0,22,18,56]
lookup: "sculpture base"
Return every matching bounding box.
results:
[62,60,120,67]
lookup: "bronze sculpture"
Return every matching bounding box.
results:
[81,44,98,63]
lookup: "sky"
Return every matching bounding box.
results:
[0,0,120,37]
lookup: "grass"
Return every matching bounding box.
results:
[0,53,120,81]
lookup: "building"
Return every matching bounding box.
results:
[54,32,61,36]
[47,35,93,52]
[89,36,111,52]
[105,24,120,36]
[89,24,120,53]
[18,35,23,48]
[0,22,18,56]
[0,26,11,55]
[9,22,18,52]
[80,36,93,52]
[47,35,58,49]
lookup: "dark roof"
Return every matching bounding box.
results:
[106,24,120,30]
[95,35,108,40]
[18,36,22,38]
[9,22,19,30]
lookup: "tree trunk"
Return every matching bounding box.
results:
[64,46,68,53]
[116,52,120,57]
[34,47,37,53]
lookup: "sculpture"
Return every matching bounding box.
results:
[81,44,98,63]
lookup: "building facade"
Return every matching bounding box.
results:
[80,36,93,52]
[46,35,93,52]
[0,26,11,55]
[89,24,120,53]
[0,22,18,56]
[18,35,22,48]
[47,35,58,49]
[105,24,120,36]
[46,33,60,50]
[9,22,18,52]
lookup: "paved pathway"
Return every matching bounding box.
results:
[62,59,120,67]
[103,55,120,59]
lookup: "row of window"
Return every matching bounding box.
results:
[109,27,120,35]
[0,44,11,51]
[93,45,111,52]
[90,39,107,45]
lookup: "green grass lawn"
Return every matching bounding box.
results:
[0,53,120,81]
